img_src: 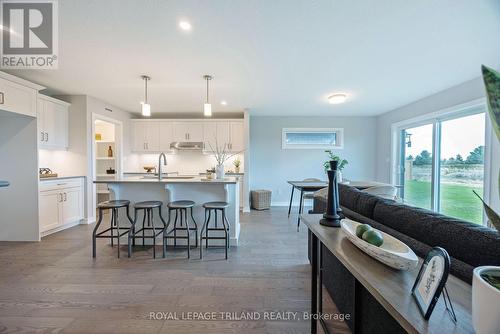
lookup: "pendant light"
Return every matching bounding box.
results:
[203,75,212,117]
[141,75,151,117]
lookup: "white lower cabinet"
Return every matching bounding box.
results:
[39,178,84,236]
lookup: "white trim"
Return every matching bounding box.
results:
[281,127,344,150]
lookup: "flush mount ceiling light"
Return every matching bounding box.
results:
[179,21,192,31]
[328,93,347,104]
[141,75,151,117]
[203,75,213,117]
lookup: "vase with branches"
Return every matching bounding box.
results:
[208,138,244,179]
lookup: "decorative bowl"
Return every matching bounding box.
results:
[341,219,418,270]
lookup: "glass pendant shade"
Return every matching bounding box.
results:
[204,103,212,117]
[141,102,151,117]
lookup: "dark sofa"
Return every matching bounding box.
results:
[312,183,500,284]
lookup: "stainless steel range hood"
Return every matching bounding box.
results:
[170,142,204,150]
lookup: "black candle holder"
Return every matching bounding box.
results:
[320,160,342,227]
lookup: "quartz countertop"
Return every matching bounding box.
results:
[94,175,238,184]
[40,175,86,181]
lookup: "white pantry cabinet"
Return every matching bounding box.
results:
[229,121,244,152]
[38,96,70,150]
[39,177,84,236]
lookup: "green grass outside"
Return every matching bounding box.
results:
[404,180,483,224]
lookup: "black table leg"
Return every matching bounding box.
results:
[297,189,304,227]
[287,185,295,217]
[311,231,318,334]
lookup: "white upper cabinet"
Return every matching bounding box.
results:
[173,121,203,142]
[159,121,174,151]
[0,75,40,117]
[38,96,70,150]
[229,121,244,152]
[131,121,160,152]
[203,122,231,150]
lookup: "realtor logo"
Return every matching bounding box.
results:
[0,0,58,68]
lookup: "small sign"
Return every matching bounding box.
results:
[411,247,451,320]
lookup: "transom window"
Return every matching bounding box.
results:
[282,128,343,149]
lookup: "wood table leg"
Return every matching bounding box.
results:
[311,231,318,334]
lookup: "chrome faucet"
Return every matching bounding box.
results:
[158,152,167,181]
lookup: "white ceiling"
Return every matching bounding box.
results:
[6,0,500,116]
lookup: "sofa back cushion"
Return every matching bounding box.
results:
[373,200,500,269]
[338,184,383,219]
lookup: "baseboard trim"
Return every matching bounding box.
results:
[40,219,82,238]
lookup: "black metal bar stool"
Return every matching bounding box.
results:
[200,201,230,260]
[128,201,167,258]
[92,200,133,258]
[163,200,198,259]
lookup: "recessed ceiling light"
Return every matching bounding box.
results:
[220,100,227,106]
[328,93,347,104]
[179,21,192,31]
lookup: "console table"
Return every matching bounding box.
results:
[301,214,473,334]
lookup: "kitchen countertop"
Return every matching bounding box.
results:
[94,175,238,184]
[124,172,244,176]
[39,175,86,181]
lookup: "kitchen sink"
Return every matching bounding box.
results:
[142,175,195,180]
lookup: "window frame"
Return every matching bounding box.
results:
[281,128,344,150]
[391,98,491,224]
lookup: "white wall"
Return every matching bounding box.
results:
[249,116,377,205]
[375,76,500,212]
[0,112,39,241]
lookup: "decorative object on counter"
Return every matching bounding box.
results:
[473,266,500,334]
[320,160,342,227]
[207,138,243,179]
[251,189,271,210]
[106,168,116,175]
[39,168,57,178]
[411,247,455,322]
[233,156,241,173]
[107,145,113,157]
[206,167,215,180]
[341,219,418,270]
[95,133,102,141]
[143,166,156,173]
[323,150,348,183]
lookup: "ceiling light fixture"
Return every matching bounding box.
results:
[220,100,227,106]
[203,75,213,117]
[141,75,151,117]
[328,93,347,104]
[179,21,192,31]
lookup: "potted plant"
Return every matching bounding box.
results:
[233,156,241,173]
[323,150,348,182]
[206,167,215,180]
[208,139,243,179]
[472,65,500,334]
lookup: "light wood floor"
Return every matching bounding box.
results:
[0,207,350,334]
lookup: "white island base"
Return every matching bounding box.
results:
[97,177,240,247]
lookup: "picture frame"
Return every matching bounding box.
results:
[411,247,451,320]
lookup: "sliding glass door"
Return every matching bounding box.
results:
[439,113,485,223]
[399,109,486,224]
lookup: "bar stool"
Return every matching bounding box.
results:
[200,201,230,260]
[92,200,133,258]
[128,201,167,259]
[163,200,198,259]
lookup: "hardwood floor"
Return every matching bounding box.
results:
[0,207,350,333]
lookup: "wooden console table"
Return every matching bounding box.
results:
[301,214,473,334]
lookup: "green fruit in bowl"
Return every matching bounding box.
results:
[362,229,384,247]
[356,224,372,238]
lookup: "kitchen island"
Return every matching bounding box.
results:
[94,175,240,246]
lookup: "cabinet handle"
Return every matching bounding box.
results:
[41,132,45,142]
[64,193,67,201]
[146,142,148,150]
[58,193,63,202]
[45,132,48,142]
[0,92,4,104]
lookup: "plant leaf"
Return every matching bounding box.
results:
[482,65,500,142]
[473,190,500,231]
